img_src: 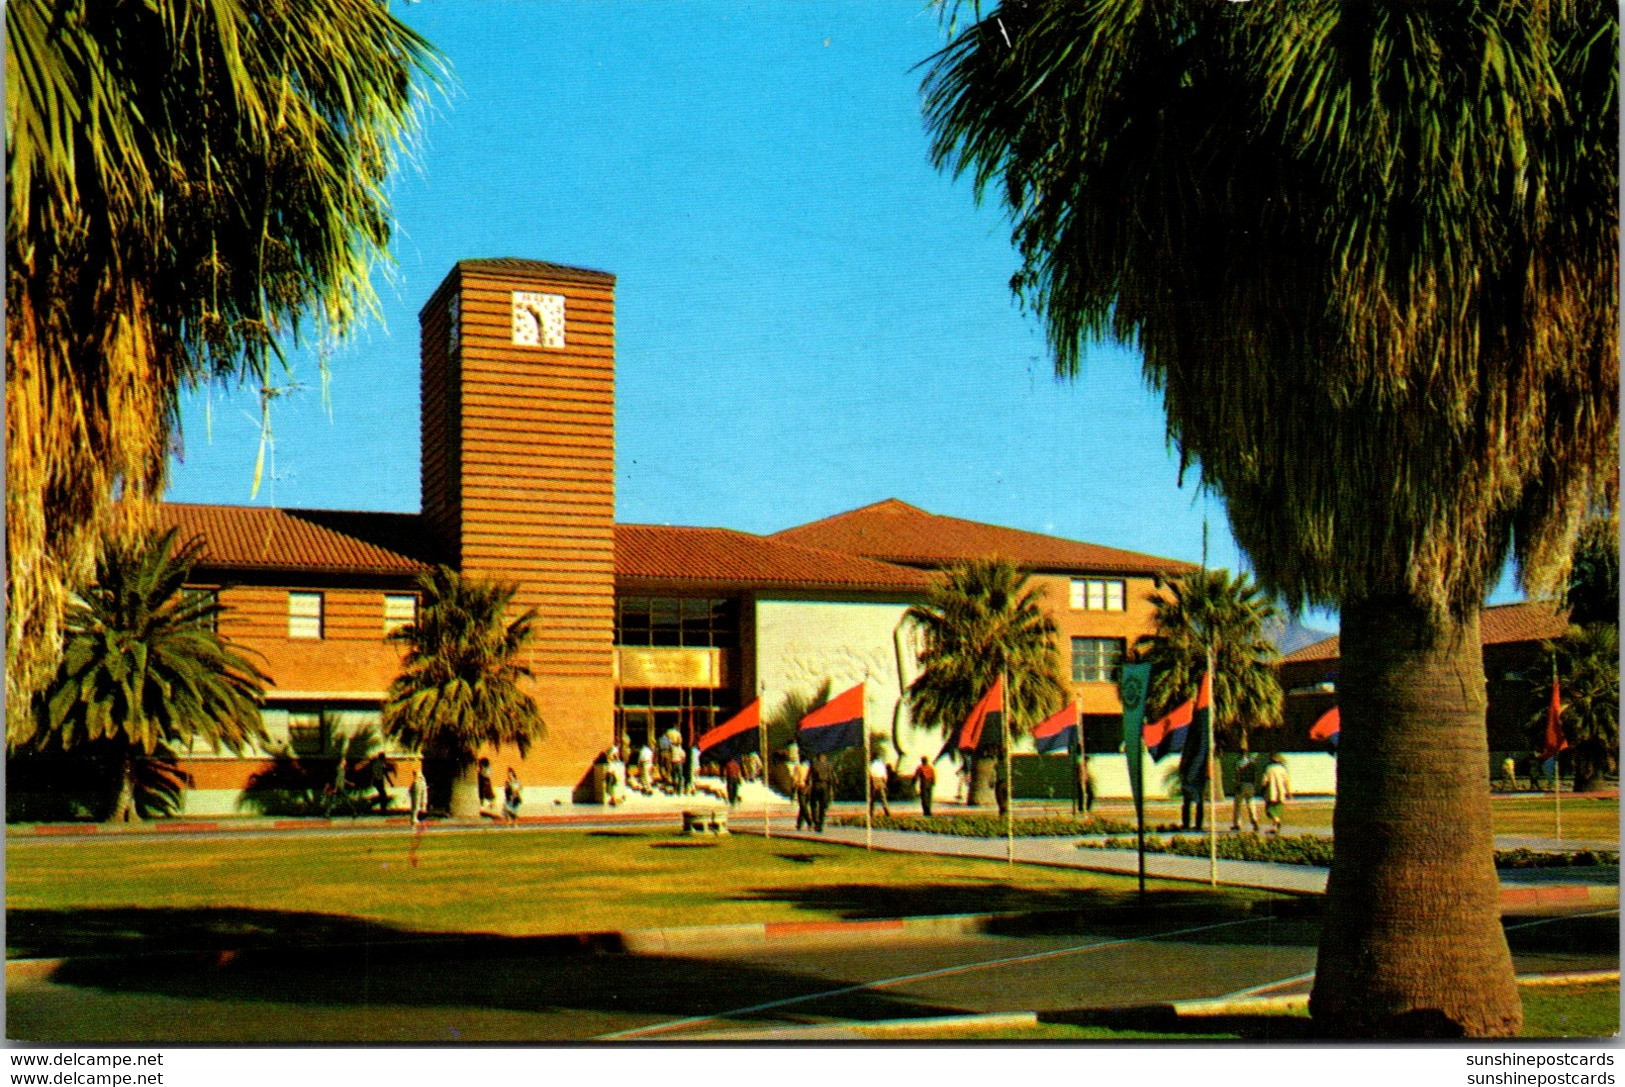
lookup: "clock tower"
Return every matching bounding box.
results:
[419,259,616,793]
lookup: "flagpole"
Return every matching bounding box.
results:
[864,710,873,853]
[1004,670,1014,865]
[1073,695,1085,816]
[1207,647,1218,887]
[760,704,770,841]
[1552,659,1562,843]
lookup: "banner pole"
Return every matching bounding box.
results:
[1552,659,1563,843]
[761,709,770,841]
[864,710,873,852]
[1207,647,1218,887]
[1004,670,1014,865]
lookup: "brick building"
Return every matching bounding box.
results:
[151,259,1194,813]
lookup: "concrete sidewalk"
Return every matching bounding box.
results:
[772,823,1619,908]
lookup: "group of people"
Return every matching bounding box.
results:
[1225,751,1291,834]
[792,754,837,831]
[476,757,525,821]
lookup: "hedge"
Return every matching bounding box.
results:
[1079,835,1619,870]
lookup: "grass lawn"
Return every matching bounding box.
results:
[874,981,1619,1041]
[7,827,1279,959]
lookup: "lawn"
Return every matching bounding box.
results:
[872,981,1619,1041]
[7,827,1277,959]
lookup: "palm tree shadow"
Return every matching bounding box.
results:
[13,906,971,1034]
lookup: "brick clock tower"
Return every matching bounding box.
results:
[419,259,616,793]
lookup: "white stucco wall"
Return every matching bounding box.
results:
[754,597,945,766]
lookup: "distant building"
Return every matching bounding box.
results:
[153,259,1194,812]
[1276,601,1571,754]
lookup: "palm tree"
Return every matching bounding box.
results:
[1531,624,1619,794]
[19,528,268,821]
[1134,569,1283,754]
[382,567,546,819]
[5,1,442,742]
[924,2,1615,1036]
[1566,515,1620,628]
[905,559,1067,806]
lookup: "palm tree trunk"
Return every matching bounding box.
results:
[1310,597,1521,1037]
[969,755,998,807]
[448,761,481,818]
[108,753,139,823]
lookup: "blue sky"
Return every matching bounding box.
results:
[162,3,1523,624]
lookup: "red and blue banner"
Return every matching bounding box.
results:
[1177,672,1212,793]
[1143,697,1194,761]
[938,675,1003,761]
[1032,702,1079,755]
[1309,706,1340,748]
[798,683,865,756]
[697,700,760,763]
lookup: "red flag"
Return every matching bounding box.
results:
[1309,707,1341,743]
[1032,702,1079,754]
[697,700,760,762]
[1539,676,1568,760]
[798,683,865,755]
[938,675,1004,761]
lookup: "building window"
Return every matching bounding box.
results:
[286,710,326,756]
[1072,637,1126,683]
[615,597,737,648]
[614,687,736,756]
[383,594,417,634]
[180,588,218,632]
[1070,578,1126,611]
[288,592,324,639]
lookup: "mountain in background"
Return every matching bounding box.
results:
[1264,614,1334,657]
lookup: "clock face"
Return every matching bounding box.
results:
[511,291,566,348]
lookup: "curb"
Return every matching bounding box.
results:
[655,970,1623,1041]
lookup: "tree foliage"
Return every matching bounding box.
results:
[924,2,1616,619]
[905,558,1067,750]
[1133,569,1284,753]
[5,0,443,739]
[1532,623,1619,792]
[1565,514,1620,628]
[382,567,546,767]
[19,528,267,820]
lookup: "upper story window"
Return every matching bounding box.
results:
[616,597,737,649]
[180,588,219,633]
[383,594,417,635]
[288,592,324,640]
[1070,578,1126,611]
[1072,636,1126,683]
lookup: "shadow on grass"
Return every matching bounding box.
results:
[735,880,1322,932]
[12,906,970,1032]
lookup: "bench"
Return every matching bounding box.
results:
[683,809,729,835]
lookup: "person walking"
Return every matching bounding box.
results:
[637,741,655,794]
[502,767,523,822]
[912,757,936,818]
[477,757,496,816]
[369,755,395,813]
[687,742,700,795]
[604,748,624,807]
[1261,753,1291,835]
[1075,754,1095,815]
[808,754,834,833]
[409,767,428,825]
[868,754,893,817]
[793,758,813,829]
[1231,752,1261,832]
[724,757,742,807]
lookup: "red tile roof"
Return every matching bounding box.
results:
[615,524,932,593]
[159,504,434,576]
[772,498,1199,576]
[456,257,615,285]
[1278,601,1571,665]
